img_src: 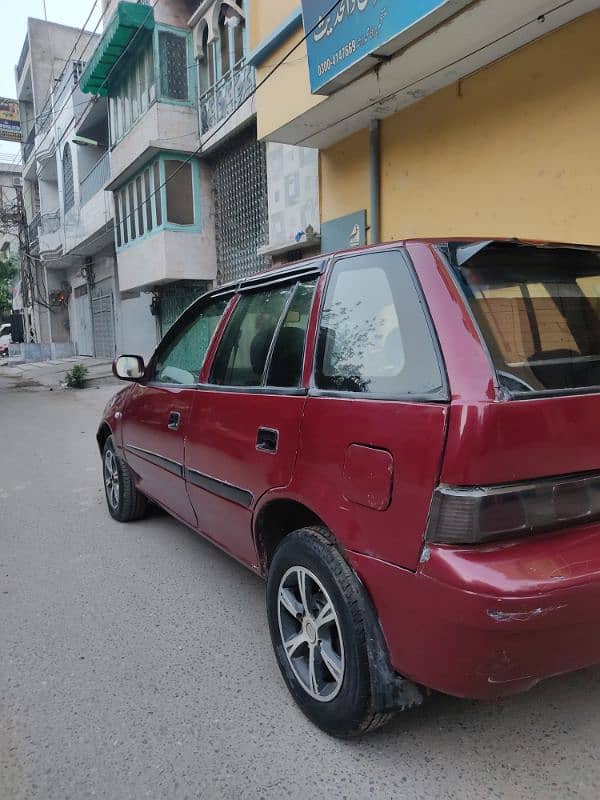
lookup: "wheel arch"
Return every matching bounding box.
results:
[253,496,334,574]
[96,422,112,455]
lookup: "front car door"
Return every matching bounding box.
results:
[185,267,322,569]
[122,296,229,528]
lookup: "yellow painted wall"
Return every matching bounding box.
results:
[249,0,298,50]
[319,127,371,234]
[249,1,324,140]
[321,11,600,246]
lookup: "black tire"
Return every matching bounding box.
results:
[267,526,393,737]
[102,435,147,522]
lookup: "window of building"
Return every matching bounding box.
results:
[316,252,444,397]
[210,285,294,387]
[109,35,154,146]
[165,160,194,225]
[114,155,199,249]
[154,297,228,385]
[62,144,74,214]
[158,29,189,102]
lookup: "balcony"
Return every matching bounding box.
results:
[80,151,110,206]
[16,37,30,81]
[199,58,255,139]
[28,212,41,247]
[22,126,36,164]
[39,210,63,260]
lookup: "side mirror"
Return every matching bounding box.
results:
[113,355,145,382]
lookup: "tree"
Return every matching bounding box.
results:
[0,256,17,313]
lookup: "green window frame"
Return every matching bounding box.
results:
[108,26,193,147]
[113,153,201,251]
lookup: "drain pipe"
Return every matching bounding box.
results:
[369,119,381,245]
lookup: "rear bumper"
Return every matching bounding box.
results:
[348,527,600,700]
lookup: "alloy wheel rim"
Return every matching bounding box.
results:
[277,566,345,702]
[104,449,120,510]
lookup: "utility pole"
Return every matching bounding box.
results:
[15,184,36,343]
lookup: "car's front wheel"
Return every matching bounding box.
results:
[266,526,393,737]
[102,435,147,522]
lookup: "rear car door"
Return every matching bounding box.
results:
[122,296,228,527]
[185,270,320,568]
[294,248,450,570]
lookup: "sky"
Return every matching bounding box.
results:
[0,0,102,163]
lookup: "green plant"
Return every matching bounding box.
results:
[0,257,17,313]
[64,363,89,388]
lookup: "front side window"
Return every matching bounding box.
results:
[210,286,293,387]
[448,242,600,395]
[316,251,444,397]
[158,30,189,101]
[154,297,228,385]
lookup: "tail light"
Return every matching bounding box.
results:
[426,472,600,545]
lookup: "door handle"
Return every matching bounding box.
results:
[167,411,181,431]
[256,427,278,453]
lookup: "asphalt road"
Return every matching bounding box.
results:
[2,383,600,800]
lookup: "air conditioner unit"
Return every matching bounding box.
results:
[12,177,23,187]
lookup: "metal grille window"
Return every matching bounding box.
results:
[213,134,268,283]
[158,30,189,101]
[62,144,74,214]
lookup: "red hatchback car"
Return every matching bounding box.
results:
[98,239,600,736]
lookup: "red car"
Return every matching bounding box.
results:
[98,239,600,736]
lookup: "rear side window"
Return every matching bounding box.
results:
[267,280,317,387]
[316,251,444,397]
[449,242,600,395]
[210,286,293,387]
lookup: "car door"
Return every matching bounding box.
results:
[185,269,321,569]
[293,248,450,570]
[122,295,229,528]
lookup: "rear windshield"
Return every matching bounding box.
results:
[447,242,600,395]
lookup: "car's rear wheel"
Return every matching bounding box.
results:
[266,526,393,737]
[102,435,147,522]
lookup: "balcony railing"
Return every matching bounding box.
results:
[17,37,30,81]
[38,107,54,137]
[80,151,110,206]
[28,212,41,246]
[22,126,36,163]
[199,58,255,134]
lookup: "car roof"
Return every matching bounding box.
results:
[204,236,600,300]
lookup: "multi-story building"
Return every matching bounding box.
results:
[0,161,23,338]
[0,161,22,265]
[15,17,99,350]
[251,0,600,252]
[78,0,321,340]
[13,1,323,360]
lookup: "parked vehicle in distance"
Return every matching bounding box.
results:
[0,323,12,358]
[98,238,600,736]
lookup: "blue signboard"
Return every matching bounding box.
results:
[302,0,459,94]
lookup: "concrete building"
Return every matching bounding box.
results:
[74,0,321,340]
[0,162,22,337]
[0,162,21,265]
[250,0,600,252]
[15,17,100,351]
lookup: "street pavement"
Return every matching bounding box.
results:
[1,383,600,800]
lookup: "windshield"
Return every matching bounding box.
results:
[447,242,600,395]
